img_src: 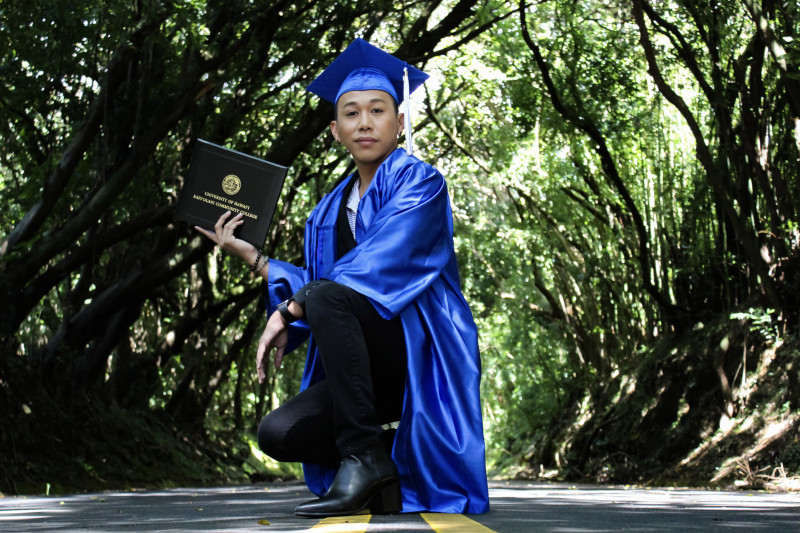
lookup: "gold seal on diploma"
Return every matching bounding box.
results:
[222,174,241,195]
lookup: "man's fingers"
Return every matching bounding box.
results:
[256,340,267,384]
[195,226,216,241]
[274,346,285,370]
[223,212,244,230]
[257,313,287,383]
[215,211,232,230]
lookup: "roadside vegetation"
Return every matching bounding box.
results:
[2,0,798,494]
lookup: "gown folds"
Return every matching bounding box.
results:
[265,147,489,514]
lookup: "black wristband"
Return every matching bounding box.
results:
[276,298,297,323]
[251,250,263,272]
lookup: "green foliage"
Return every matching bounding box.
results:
[1,0,799,493]
[0,0,520,492]
[730,308,781,342]
[423,0,799,481]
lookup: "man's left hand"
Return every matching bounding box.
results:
[256,311,289,383]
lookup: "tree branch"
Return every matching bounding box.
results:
[519,0,680,316]
[742,0,800,116]
[0,17,166,258]
[631,0,782,311]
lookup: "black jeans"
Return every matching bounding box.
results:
[257,281,407,464]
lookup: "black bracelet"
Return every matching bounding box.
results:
[276,298,297,323]
[251,250,263,272]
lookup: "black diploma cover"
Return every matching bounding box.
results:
[174,139,288,249]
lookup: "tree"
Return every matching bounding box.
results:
[476,0,800,480]
[414,0,798,481]
[0,0,512,492]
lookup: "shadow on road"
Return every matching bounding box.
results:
[1,480,798,532]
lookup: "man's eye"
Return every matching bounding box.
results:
[346,110,358,117]
[372,108,384,114]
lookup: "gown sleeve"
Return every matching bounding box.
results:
[324,160,454,319]
[264,258,311,354]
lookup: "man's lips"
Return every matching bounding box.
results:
[355,137,378,146]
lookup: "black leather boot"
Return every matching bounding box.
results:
[295,443,402,517]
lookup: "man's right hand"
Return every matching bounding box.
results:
[195,211,254,262]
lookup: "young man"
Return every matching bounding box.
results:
[199,38,488,517]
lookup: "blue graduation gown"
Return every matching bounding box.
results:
[265,148,489,514]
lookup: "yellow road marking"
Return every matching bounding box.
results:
[309,514,371,531]
[422,513,497,532]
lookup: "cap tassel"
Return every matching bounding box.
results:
[403,65,413,155]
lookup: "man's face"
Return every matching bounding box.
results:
[331,89,403,173]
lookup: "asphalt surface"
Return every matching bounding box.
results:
[1,480,799,532]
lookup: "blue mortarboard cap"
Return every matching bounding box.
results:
[337,68,399,103]
[307,38,429,105]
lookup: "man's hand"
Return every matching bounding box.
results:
[195,211,253,262]
[256,311,290,384]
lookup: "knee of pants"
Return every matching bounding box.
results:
[257,414,290,462]
[305,281,353,330]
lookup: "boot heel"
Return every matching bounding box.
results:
[368,481,402,514]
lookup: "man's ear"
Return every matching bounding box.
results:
[330,120,340,143]
[397,112,404,135]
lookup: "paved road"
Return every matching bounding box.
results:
[1,480,799,532]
